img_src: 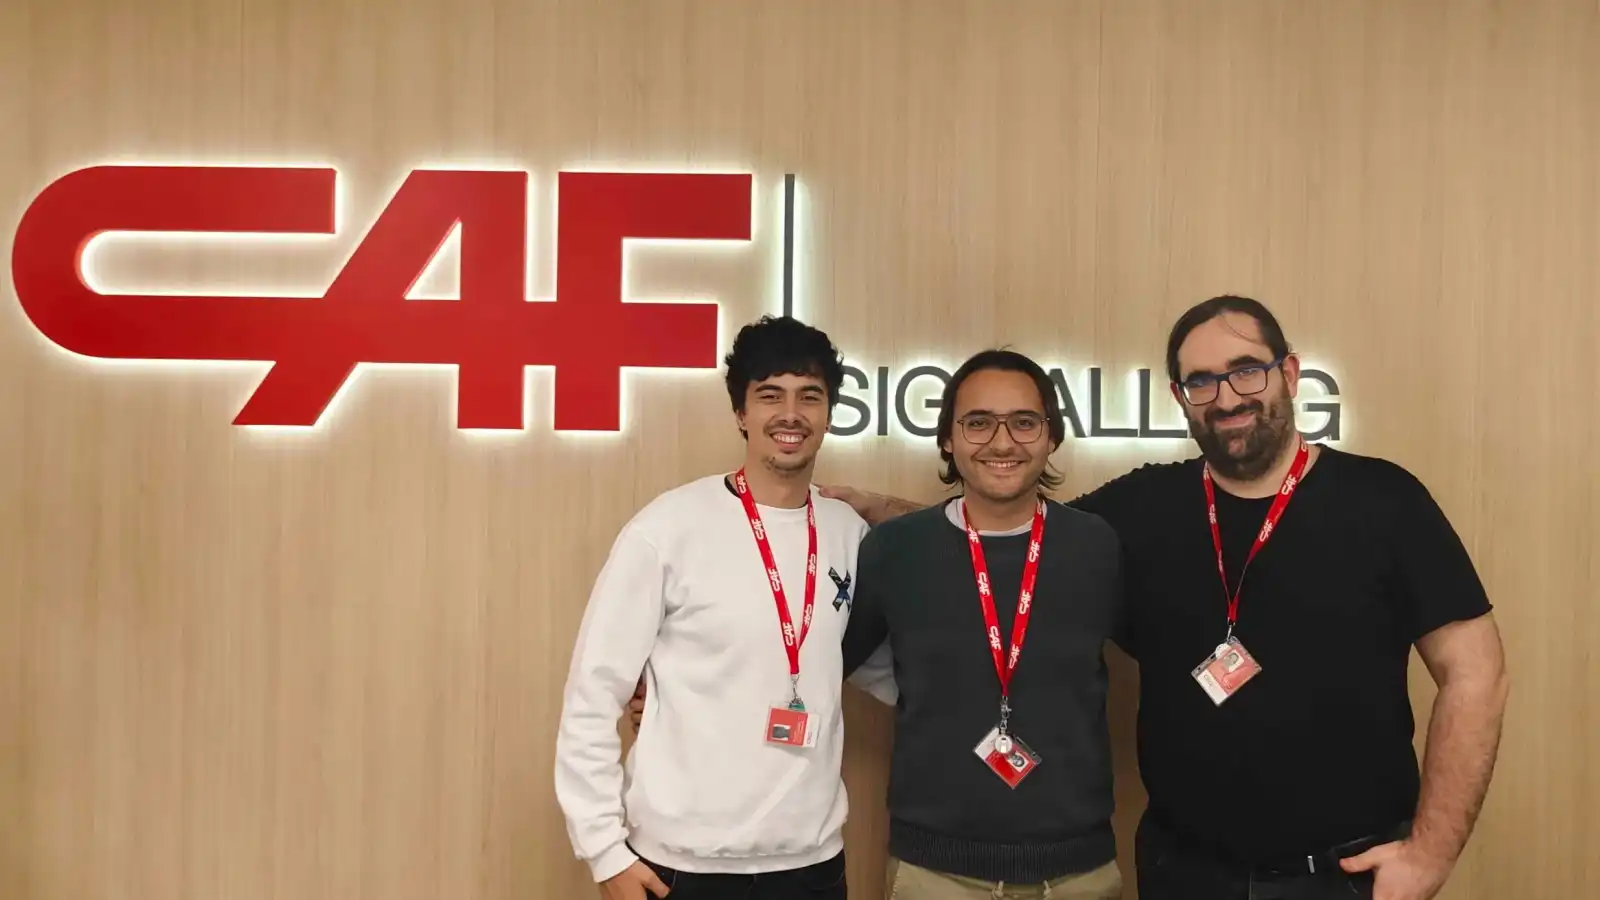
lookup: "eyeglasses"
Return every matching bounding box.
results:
[1177,356,1286,405]
[956,412,1048,444]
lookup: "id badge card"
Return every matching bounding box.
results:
[973,726,1041,788]
[765,706,818,748]
[1192,636,1262,705]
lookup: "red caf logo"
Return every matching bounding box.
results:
[8,165,754,432]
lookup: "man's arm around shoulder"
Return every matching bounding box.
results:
[819,461,1164,529]
[818,484,926,526]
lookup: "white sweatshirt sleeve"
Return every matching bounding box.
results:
[841,515,896,705]
[845,639,898,705]
[554,521,667,883]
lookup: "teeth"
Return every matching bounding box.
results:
[775,434,803,444]
[983,461,1021,469]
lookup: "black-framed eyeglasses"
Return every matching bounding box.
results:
[1177,356,1286,405]
[956,411,1048,444]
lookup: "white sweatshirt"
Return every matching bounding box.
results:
[553,473,893,882]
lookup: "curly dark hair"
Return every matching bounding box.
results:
[723,316,846,435]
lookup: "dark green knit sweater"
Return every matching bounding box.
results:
[841,497,1124,883]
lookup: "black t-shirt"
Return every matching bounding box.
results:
[1070,446,1493,864]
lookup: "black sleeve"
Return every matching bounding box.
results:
[840,525,891,677]
[1073,511,1134,657]
[1387,470,1494,642]
[1069,465,1163,658]
[1108,547,1133,657]
[1064,482,1114,516]
[1065,464,1150,533]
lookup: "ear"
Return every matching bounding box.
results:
[1281,354,1301,399]
[1168,380,1187,410]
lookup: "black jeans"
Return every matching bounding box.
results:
[638,851,848,900]
[1135,812,1380,900]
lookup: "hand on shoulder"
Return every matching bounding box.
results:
[816,484,875,516]
[817,484,919,525]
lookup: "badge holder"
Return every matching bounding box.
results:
[765,675,817,749]
[973,698,1040,788]
[1192,634,1262,706]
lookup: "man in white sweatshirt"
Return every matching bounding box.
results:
[554,315,894,900]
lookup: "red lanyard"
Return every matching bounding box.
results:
[733,469,818,699]
[1202,440,1310,636]
[960,498,1047,704]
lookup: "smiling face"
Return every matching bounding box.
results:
[942,368,1057,505]
[738,372,830,476]
[1172,310,1301,481]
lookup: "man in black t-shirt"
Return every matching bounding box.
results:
[829,296,1509,900]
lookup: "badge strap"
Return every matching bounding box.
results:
[960,497,1047,746]
[1202,439,1310,642]
[733,468,819,711]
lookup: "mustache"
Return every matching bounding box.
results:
[766,420,812,436]
[1205,401,1264,425]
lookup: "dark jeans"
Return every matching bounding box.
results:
[1135,812,1384,900]
[638,851,848,900]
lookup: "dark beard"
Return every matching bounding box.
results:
[1192,395,1295,481]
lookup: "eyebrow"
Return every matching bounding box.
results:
[755,382,825,394]
[1186,354,1270,380]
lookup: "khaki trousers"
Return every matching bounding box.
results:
[885,858,1124,900]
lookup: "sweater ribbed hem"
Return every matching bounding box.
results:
[889,818,1117,884]
[627,832,845,876]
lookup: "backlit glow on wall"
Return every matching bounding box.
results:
[824,359,1343,444]
[8,163,758,435]
[774,175,1346,447]
[9,162,1349,443]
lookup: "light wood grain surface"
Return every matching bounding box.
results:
[1,1,1595,898]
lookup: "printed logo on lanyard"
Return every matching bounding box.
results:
[732,469,821,749]
[1190,440,1312,706]
[961,497,1049,788]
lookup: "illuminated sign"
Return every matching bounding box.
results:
[828,363,1342,442]
[9,165,752,431]
[9,165,1345,441]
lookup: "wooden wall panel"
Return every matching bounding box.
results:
[1,1,1595,898]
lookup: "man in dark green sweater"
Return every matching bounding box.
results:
[838,349,1126,899]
